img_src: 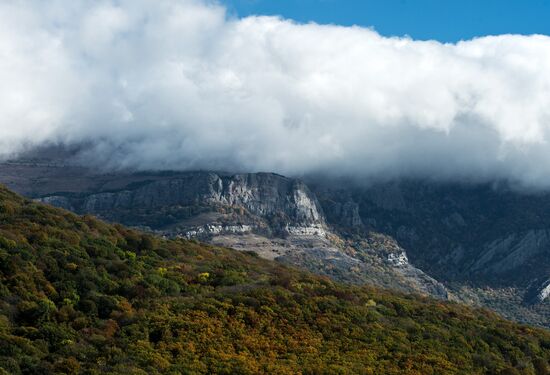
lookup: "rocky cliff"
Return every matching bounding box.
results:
[2,160,548,326]
[312,180,550,326]
[38,172,325,235]
[26,169,449,300]
[313,181,550,288]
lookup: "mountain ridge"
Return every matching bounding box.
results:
[1,184,550,374]
[1,158,548,327]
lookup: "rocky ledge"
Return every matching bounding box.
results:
[37,172,326,235]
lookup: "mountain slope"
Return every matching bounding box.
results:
[2,154,549,327]
[16,166,448,300]
[313,181,550,285]
[313,180,550,326]
[1,185,550,374]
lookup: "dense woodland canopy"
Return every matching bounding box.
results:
[0,185,549,374]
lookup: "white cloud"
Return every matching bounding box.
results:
[2,0,550,187]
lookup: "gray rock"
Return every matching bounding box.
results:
[526,279,550,304]
[39,172,325,233]
[472,230,550,275]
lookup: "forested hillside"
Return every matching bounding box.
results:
[1,185,549,374]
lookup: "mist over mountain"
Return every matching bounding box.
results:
[3,1,550,372]
[2,0,550,188]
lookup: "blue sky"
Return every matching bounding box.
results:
[222,0,550,42]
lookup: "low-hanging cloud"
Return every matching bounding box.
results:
[2,0,550,188]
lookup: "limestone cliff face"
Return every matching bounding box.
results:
[313,180,550,328]
[314,181,550,286]
[24,168,550,324]
[35,171,449,301]
[526,279,550,304]
[38,172,325,234]
[471,230,550,276]
[535,281,550,303]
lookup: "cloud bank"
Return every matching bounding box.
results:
[2,0,550,187]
